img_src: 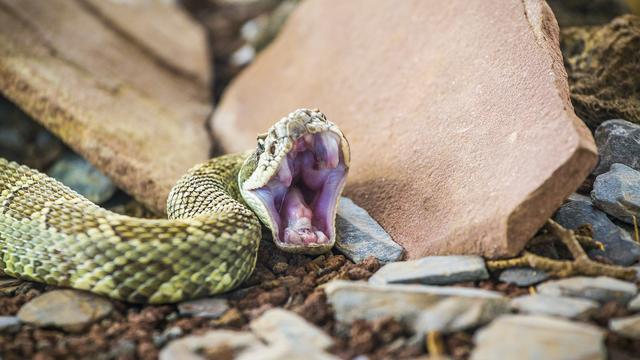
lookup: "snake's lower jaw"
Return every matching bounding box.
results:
[243,130,349,255]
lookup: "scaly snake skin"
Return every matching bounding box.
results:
[0,109,348,304]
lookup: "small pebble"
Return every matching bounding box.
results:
[17,290,113,332]
[178,297,229,319]
[498,268,549,287]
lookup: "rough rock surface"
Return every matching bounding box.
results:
[537,276,638,304]
[17,290,113,332]
[335,197,404,263]
[0,0,212,213]
[561,15,640,130]
[593,119,640,176]
[471,315,605,360]
[368,256,488,285]
[211,0,597,258]
[554,199,640,265]
[592,163,640,223]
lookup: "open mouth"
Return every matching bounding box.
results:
[250,131,347,247]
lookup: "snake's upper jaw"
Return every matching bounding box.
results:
[240,109,349,255]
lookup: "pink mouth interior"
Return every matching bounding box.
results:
[251,132,347,246]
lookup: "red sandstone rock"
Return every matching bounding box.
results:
[211,0,597,258]
[0,0,212,213]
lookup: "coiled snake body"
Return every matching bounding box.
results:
[0,109,349,303]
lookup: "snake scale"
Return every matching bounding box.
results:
[0,109,350,303]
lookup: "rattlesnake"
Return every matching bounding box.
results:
[0,109,350,303]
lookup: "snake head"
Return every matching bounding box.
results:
[239,109,350,255]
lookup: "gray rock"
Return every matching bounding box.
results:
[160,330,267,360]
[593,119,640,176]
[592,163,640,224]
[471,315,605,360]
[324,280,508,334]
[335,197,404,263]
[629,294,640,311]
[178,297,229,319]
[554,200,640,265]
[609,314,640,339]
[17,290,113,332]
[498,268,549,287]
[537,276,638,304]
[510,295,598,320]
[0,316,21,333]
[369,255,488,285]
[48,152,116,204]
[250,308,333,350]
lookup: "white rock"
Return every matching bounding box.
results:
[610,314,640,339]
[368,255,488,285]
[160,330,266,360]
[629,294,640,311]
[536,276,637,304]
[250,308,333,350]
[510,295,598,320]
[471,315,605,360]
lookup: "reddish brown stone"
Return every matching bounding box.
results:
[0,0,212,213]
[211,0,597,258]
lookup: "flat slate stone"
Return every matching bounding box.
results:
[324,280,508,334]
[537,276,638,304]
[368,255,488,286]
[554,200,640,265]
[471,315,605,360]
[498,268,549,287]
[593,119,640,176]
[17,290,113,332]
[592,163,640,224]
[610,314,640,339]
[335,197,404,263]
[211,0,597,258]
[0,0,211,213]
[510,294,598,320]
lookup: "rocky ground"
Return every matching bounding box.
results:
[2,0,640,359]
